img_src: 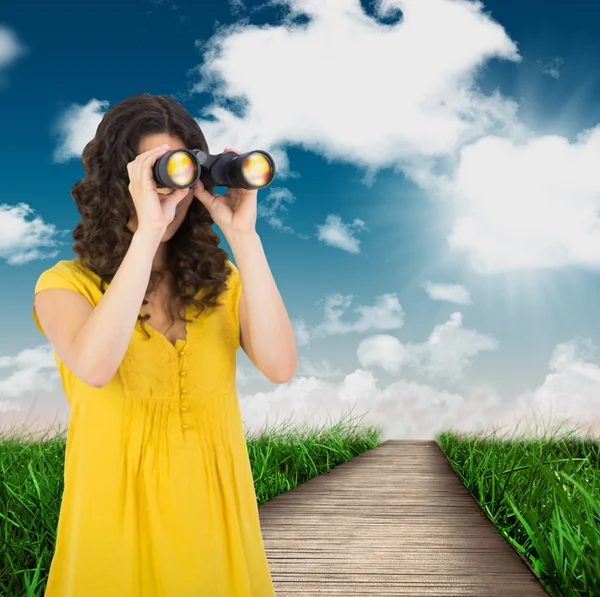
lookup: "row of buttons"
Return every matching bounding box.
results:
[179,349,192,431]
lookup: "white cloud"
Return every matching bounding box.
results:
[297,357,344,378]
[422,281,472,305]
[238,361,600,442]
[0,345,69,438]
[51,0,522,184]
[258,187,296,234]
[0,345,59,400]
[180,0,600,274]
[356,334,412,374]
[309,293,405,340]
[238,336,600,441]
[190,0,521,175]
[4,338,600,441]
[49,1,600,274]
[236,360,264,386]
[240,355,344,388]
[357,312,498,381]
[42,0,515,273]
[0,400,21,413]
[420,312,498,380]
[227,0,246,16]
[316,215,367,253]
[293,319,311,346]
[0,25,28,82]
[0,203,68,265]
[519,338,600,428]
[51,99,108,163]
[293,293,405,347]
[444,128,600,273]
[538,56,563,79]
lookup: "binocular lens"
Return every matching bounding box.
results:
[152,147,275,190]
[167,151,197,187]
[242,152,272,187]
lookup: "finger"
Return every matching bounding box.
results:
[194,186,212,205]
[138,144,170,160]
[141,144,170,168]
[195,185,219,208]
[140,145,170,185]
[195,192,213,211]
[133,145,168,176]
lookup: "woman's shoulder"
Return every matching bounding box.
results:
[35,258,104,297]
[40,258,100,280]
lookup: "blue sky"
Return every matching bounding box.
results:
[2,0,600,440]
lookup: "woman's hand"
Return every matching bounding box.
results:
[193,148,257,239]
[127,144,191,236]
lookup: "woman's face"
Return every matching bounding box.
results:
[126,133,195,242]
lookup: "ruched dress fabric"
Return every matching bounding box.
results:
[32,259,276,597]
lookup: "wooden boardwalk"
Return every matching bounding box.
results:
[258,440,550,596]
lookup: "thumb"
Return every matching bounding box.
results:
[193,181,211,207]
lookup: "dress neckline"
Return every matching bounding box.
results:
[140,305,189,350]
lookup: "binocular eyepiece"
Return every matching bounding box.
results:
[152,148,276,191]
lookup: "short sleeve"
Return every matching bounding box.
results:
[32,260,98,338]
[227,260,242,349]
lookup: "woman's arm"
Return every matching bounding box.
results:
[229,230,298,384]
[34,228,163,388]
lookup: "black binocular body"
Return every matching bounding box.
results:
[152,149,276,191]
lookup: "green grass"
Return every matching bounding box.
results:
[1,401,599,596]
[437,413,600,597]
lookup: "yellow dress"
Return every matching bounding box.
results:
[32,259,276,597]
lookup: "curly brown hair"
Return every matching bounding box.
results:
[71,93,232,338]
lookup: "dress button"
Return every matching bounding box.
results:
[182,424,189,430]
[180,371,186,377]
[180,406,187,412]
[181,388,188,394]
[179,350,185,357]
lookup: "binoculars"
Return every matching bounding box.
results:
[152,148,276,191]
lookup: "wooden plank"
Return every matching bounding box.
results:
[258,440,550,596]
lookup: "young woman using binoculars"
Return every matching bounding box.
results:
[33,92,297,597]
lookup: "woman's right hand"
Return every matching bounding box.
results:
[126,144,190,236]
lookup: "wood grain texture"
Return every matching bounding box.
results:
[258,440,551,596]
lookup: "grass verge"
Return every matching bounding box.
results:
[1,402,599,596]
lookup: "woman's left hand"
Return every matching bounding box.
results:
[193,148,257,238]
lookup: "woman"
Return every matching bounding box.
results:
[33,93,297,597]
